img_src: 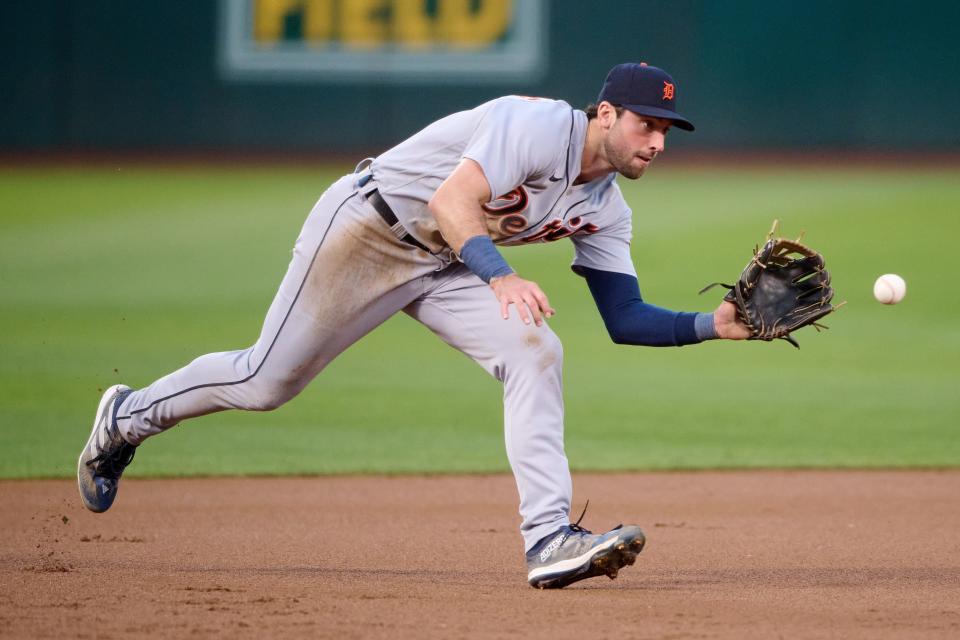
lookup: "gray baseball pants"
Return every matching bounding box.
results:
[115,173,572,550]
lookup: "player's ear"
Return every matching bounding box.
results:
[597,101,618,130]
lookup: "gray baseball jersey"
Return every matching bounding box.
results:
[371,96,637,277]
[111,96,639,552]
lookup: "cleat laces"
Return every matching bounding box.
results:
[88,443,136,480]
[86,423,136,480]
[568,500,592,534]
[567,500,623,536]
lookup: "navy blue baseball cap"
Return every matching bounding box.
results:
[598,62,695,131]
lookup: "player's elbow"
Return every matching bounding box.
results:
[430,159,491,216]
[427,180,463,222]
[608,329,636,345]
[426,189,447,219]
[604,319,632,345]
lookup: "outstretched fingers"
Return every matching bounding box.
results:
[491,275,555,327]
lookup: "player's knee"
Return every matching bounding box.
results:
[503,329,563,378]
[539,330,564,370]
[243,373,303,411]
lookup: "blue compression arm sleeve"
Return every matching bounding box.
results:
[580,266,716,347]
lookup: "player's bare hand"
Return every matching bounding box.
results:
[490,274,556,326]
[714,300,751,340]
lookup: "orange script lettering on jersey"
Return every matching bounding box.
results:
[522,218,600,243]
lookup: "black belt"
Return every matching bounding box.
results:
[365,188,431,253]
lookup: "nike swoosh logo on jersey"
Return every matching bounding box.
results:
[548,175,563,182]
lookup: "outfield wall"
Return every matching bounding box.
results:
[3,0,958,152]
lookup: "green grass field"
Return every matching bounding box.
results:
[2,163,958,478]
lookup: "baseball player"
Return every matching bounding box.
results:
[79,62,749,589]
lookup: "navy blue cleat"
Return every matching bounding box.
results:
[77,384,136,513]
[526,517,645,589]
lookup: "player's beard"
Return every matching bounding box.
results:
[603,124,648,180]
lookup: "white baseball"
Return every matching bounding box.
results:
[873,274,906,305]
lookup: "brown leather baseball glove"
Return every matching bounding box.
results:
[702,221,840,348]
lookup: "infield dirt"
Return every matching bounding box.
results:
[2,471,958,639]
